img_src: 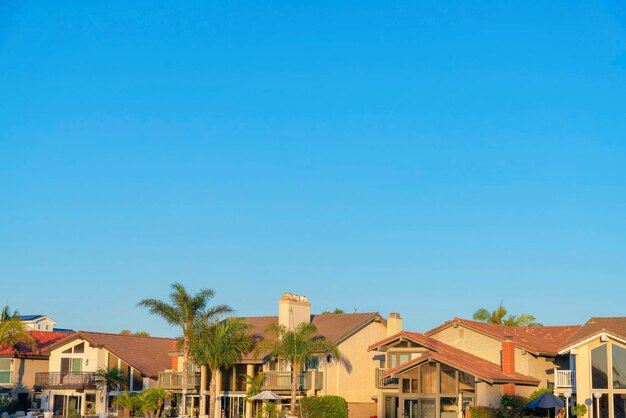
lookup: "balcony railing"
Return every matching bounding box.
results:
[158,372,201,389]
[554,369,576,389]
[375,368,399,389]
[35,372,96,388]
[261,371,322,392]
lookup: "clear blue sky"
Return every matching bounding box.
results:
[1,1,625,338]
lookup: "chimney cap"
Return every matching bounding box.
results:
[281,293,309,303]
[388,312,401,319]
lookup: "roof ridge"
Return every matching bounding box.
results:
[78,330,175,340]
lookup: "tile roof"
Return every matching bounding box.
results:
[374,331,539,385]
[0,331,73,358]
[241,312,384,361]
[560,317,626,350]
[426,318,580,355]
[45,331,176,378]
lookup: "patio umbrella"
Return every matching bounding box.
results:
[526,392,565,410]
[250,391,284,401]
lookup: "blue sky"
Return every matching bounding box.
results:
[1,1,625,338]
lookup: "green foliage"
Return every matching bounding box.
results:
[0,398,18,414]
[95,367,128,391]
[0,305,35,350]
[528,387,553,400]
[471,406,499,418]
[254,401,281,418]
[321,309,345,314]
[499,395,528,418]
[473,302,542,327]
[299,396,348,418]
[242,373,265,400]
[113,391,140,417]
[137,388,172,417]
[573,404,588,417]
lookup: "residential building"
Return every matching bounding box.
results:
[17,315,59,333]
[164,293,396,418]
[38,331,175,417]
[0,330,70,411]
[369,317,626,418]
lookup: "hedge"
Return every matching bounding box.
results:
[299,395,348,418]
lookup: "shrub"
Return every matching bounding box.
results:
[573,404,588,417]
[471,406,499,418]
[299,396,348,418]
[0,398,18,414]
[500,395,529,418]
[528,388,553,401]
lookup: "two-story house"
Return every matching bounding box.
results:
[38,331,175,417]
[163,293,399,418]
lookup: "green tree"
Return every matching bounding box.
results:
[242,373,265,400]
[254,322,344,415]
[119,330,151,336]
[112,391,138,417]
[138,283,232,415]
[321,308,345,314]
[94,367,127,414]
[189,317,252,418]
[473,302,542,327]
[0,305,34,351]
[136,388,171,417]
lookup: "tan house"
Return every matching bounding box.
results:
[163,293,399,418]
[0,330,70,411]
[38,331,174,417]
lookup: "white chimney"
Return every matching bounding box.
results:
[278,293,311,331]
[387,312,403,336]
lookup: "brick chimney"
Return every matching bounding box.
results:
[502,338,516,395]
[387,313,403,336]
[278,293,311,331]
[171,340,178,371]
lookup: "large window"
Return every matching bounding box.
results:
[592,344,609,389]
[440,365,456,394]
[389,353,411,369]
[0,359,12,384]
[420,363,437,394]
[613,345,626,389]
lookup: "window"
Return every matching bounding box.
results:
[613,345,626,389]
[592,344,609,389]
[441,397,458,418]
[440,364,456,394]
[420,363,437,394]
[0,359,12,384]
[73,343,84,354]
[459,371,476,393]
[389,352,411,369]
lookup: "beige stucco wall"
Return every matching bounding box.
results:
[514,348,554,395]
[429,326,502,364]
[12,358,50,392]
[321,320,387,404]
[48,339,103,373]
[476,382,502,407]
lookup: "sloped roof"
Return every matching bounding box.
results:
[374,331,538,385]
[17,315,45,321]
[241,312,384,361]
[0,331,72,358]
[426,318,580,355]
[560,317,626,351]
[45,331,175,378]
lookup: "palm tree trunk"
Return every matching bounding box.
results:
[290,363,299,415]
[182,336,189,416]
[209,371,217,418]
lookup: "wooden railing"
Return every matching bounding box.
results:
[554,369,576,388]
[261,371,322,392]
[35,372,96,388]
[158,372,201,389]
[375,368,399,389]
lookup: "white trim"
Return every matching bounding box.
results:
[558,332,626,355]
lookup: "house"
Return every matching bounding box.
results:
[17,316,59,333]
[38,331,175,417]
[0,330,71,411]
[368,317,626,418]
[163,293,399,418]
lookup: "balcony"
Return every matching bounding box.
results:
[554,369,576,390]
[35,372,96,389]
[260,371,323,392]
[375,368,399,390]
[158,372,201,390]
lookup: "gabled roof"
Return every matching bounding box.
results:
[0,331,73,358]
[373,331,539,385]
[426,318,580,355]
[559,317,626,352]
[45,331,175,378]
[17,315,45,321]
[241,312,384,361]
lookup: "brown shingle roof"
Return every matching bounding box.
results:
[560,317,626,350]
[375,332,539,385]
[45,331,175,378]
[426,318,580,355]
[241,312,384,361]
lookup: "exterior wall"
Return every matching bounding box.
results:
[514,348,554,395]
[321,320,388,404]
[476,382,502,408]
[348,402,377,418]
[12,358,49,393]
[22,318,57,332]
[48,340,102,374]
[429,327,502,364]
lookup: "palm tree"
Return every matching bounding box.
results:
[140,388,171,417]
[138,283,232,415]
[119,330,151,336]
[112,391,138,417]
[0,305,34,351]
[254,322,343,415]
[242,373,265,400]
[188,317,252,418]
[473,302,542,326]
[95,367,127,414]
